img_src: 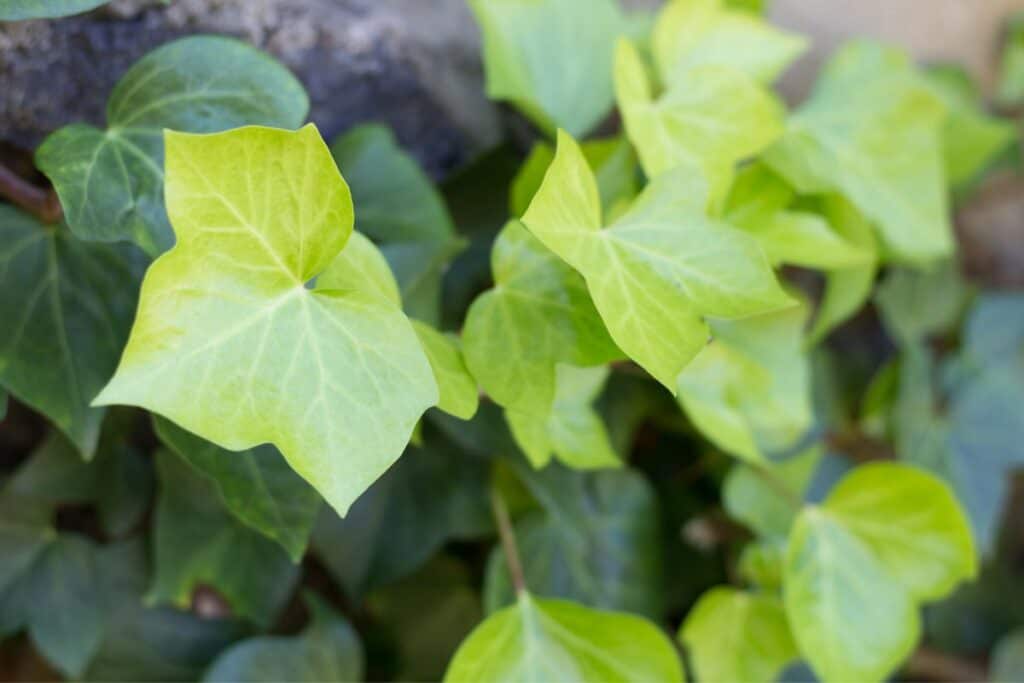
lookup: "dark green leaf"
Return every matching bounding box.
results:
[485,461,664,619]
[155,417,321,562]
[36,36,309,255]
[0,206,141,456]
[202,594,363,683]
[149,451,300,627]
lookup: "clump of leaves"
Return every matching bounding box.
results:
[0,0,1022,682]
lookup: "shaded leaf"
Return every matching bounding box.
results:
[37,36,308,256]
[0,0,107,20]
[154,417,321,562]
[0,206,141,456]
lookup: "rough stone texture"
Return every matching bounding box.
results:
[0,0,501,177]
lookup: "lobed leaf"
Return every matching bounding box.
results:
[468,0,624,137]
[521,130,792,391]
[37,36,308,256]
[93,125,438,516]
[444,593,684,683]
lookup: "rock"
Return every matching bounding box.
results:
[0,0,501,178]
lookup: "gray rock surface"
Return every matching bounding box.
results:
[0,0,501,177]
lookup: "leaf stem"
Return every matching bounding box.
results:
[491,487,527,595]
[0,161,62,224]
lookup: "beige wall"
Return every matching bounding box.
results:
[770,0,1024,97]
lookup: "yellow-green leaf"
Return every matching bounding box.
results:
[93,125,438,516]
[521,130,792,391]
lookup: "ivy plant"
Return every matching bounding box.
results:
[1,0,1022,681]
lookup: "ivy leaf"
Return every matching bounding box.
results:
[506,365,619,470]
[149,451,300,627]
[677,303,813,463]
[680,587,798,683]
[412,323,479,421]
[0,206,141,457]
[876,261,970,347]
[202,594,364,683]
[806,196,879,344]
[651,0,806,86]
[93,125,438,516]
[468,0,624,137]
[330,124,466,325]
[36,36,308,256]
[312,431,491,599]
[0,0,107,20]
[444,593,685,682]
[0,494,54,594]
[485,462,663,619]
[616,39,785,187]
[784,507,920,683]
[522,130,792,391]
[0,388,6,420]
[723,447,821,540]
[823,463,977,601]
[784,463,977,683]
[924,66,1016,187]
[998,12,1024,108]
[511,137,639,218]
[462,220,620,418]
[0,535,106,678]
[154,417,322,563]
[764,41,951,264]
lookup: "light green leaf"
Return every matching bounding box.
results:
[330,124,465,325]
[154,417,321,563]
[997,12,1024,108]
[93,125,438,516]
[723,447,820,539]
[680,587,798,683]
[0,206,141,457]
[36,37,308,256]
[616,39,784,187]
[462,220,620,418]
[202,594,363,683]
[0,0,107,20]
[764,41,952,264]
[924,67,1016,187]
[677,303,812,462]
[485,463,662,618]
[652,0,806,86]
[737,541,784,589]
[823,462,977,601]
[511,137,639,218]
[149,451,299,627]
[784,507,920,683]
[312,431,491,599]
[468,0,624,137]
[521,130,792,391]
[742,211,873,270]
[507,365,619,470]
[444,593,685,683]
[807,196,879,344]
[412,322,479,420]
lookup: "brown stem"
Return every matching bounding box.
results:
[826,429,896,464]
[0,162,62,224]
[904,646,987,683]
[491,487,527,595]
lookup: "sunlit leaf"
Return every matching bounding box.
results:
[93,125,438,516]
[680,587,798,683]
[445,593,684,682]
[521,130,792,390]
[468,0,624,136]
